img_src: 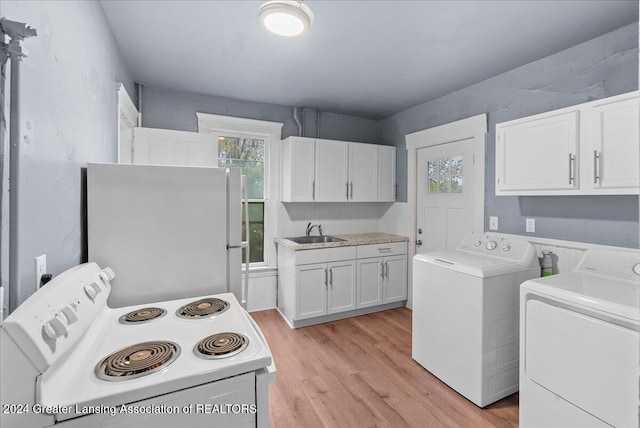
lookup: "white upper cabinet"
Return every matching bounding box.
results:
[125,127,218,167]
[280,137,395,202]
[590,94,639,192]
[496,91,639,196]
[280,137,315,202]
[378,145,396,201]
[349,143,378,201]
[496,111,579,193]
[315,139,349,201]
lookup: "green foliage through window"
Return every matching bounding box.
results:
[219,135,266,263]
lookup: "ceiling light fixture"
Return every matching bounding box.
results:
[258,1,314,37]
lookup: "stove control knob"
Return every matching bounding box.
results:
[98,267,115,284]
[44,316,68,340]
[633,263,640,275]
[84,283,98,301]
[502,245,511,251]
[474,240,482,246]
[59,306,78,325]
[486,241,497,250]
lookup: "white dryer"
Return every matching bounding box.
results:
[412,233,539,407]
[520,247,639,428]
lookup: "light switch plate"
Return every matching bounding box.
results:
[526,218,535,233]
[489,216,498,231]
[35,254,47,291]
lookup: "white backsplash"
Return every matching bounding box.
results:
[277,202,396,237]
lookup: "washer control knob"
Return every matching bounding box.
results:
[59,306,78,324]
[502,245,511,251]
[486,241,497,250]
[633,263,640,275]
[474,240,482,246]
[43,323,57,341]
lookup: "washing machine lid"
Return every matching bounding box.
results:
[414,251,533,278]
[522,272,639,323]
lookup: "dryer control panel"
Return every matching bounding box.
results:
[577,248,640,282]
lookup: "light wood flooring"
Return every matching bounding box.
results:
[251,308,519,428]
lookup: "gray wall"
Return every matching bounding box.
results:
[380,23,639,248]
[140,86,380,143]
[3,1,134,310]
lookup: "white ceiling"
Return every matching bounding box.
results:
[101,0,638,119]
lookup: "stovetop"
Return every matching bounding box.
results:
[38,292,272,420]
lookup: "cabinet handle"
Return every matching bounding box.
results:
[324,268,328,287]
[350,182,353,199]
[312,181,315,199]
[568,153,575,184]
[380,262,385,279]
[593,150,601,184]
[346,182,349,199]
[385,262,389,279]
[329,268,333,287]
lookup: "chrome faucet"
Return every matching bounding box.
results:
[306,222,316,236]
[306,222,323,236]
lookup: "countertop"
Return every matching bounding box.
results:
[274,232,409,251]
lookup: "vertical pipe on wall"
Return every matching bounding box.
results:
[292,106,302,137]
[8,41,21,313]
[136,82,143,126]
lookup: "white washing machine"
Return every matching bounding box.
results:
[412,233,539,407]
[520,247,639,428]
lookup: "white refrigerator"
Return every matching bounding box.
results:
[87,163,247,308]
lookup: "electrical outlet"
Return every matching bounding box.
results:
[35,254,46,290]
[526,218,536,233]
[489,216,499,231]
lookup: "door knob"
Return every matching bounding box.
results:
[416,240,423,247]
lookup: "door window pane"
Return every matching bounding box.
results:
[426,155,463,194]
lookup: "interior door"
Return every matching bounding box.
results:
[416,138,477,254]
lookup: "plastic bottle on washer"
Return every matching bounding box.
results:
[541,251,553,277]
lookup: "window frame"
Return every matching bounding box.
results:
[196,113,283,268]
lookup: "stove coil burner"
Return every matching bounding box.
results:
[176,298,230,319]
[96,341,180,381]
[195,332,248,359]
[119,307,167,324]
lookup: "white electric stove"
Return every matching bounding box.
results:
[0,263,275,428]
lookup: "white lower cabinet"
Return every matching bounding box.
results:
[278,241,408,328]
[357,254,407,309]
[295,260,356,320]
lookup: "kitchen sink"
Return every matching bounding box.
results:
[286,235,346,244]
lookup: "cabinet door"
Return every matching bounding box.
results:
[591,95,639,192]
[327,260,357,314]
[281,138,316,201]
[356,258,384,309]
[496,111,579,193]
[315,139,349,201]
[295,263,327,320]
[348,143,378,201]
[378,145,396,201]
[132,127,218,167]
[383,255,407,303]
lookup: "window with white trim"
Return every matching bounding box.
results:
[196,113,283,267]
